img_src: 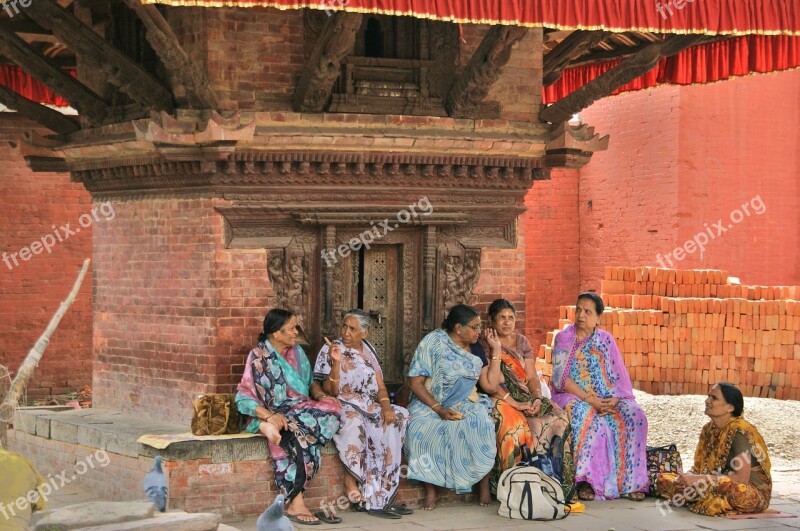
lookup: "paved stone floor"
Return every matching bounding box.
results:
[43,471,800,531]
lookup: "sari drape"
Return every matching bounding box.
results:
[551,325,649,500]
[404,329,496,494]
[314,340,409,511]
[484,335,575,495]
[656,417,772,515]
[236,341,340,497]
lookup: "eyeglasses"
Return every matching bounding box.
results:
[463,323,482,332]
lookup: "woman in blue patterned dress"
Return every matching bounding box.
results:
[236,308,342,525]
[405,304,504,510]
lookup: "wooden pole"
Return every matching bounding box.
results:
[0,259,90,448]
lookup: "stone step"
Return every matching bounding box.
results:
[33,501,156,530]
[76,511,221,531]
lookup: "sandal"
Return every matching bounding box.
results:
[577,483,595,501]
[625,492,646,502]
[286,512,321,525]
[385,503,413,515]
[366,509,401,519]
[313,510,342,524]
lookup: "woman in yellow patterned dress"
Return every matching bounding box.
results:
[656,383,771,516]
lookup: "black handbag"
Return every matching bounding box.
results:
[646,444,683,496]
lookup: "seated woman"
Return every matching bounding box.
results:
[314,309,412,519]
[479,299,574,496]
[405,304,503,510]
[550,292,649,501]
[236,308,342,526]
[656,383,772,516]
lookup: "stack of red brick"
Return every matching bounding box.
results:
[538,267,800,400]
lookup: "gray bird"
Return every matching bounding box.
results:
[143,455,168,512]
[256,494,294,531]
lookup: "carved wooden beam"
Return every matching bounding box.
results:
[0,85,80,134]
[22,0,174,112]
[0,25,108,125]
[293,11,363,113]
[540,35,705,124]
[544,30,610,86]
[122,0,218,109]
[445,25,528,118]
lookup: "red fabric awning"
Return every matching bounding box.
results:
[143,0,800,36]
[0,65,75,108]
[543,34,800,103]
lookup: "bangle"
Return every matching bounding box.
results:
[262,412,275,422]
[328,377,339,383]
[491,356,500,361]
[379,397,390,402]
[315,393,327,400]
[501,392,510,401]
[431,403,441,410]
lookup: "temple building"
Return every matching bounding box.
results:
[0,0,798,424]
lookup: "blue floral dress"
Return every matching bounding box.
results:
[236,341,341,496]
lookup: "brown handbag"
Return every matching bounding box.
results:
[191,393,242,436]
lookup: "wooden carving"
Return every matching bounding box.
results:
[0,25,108,125]
[23,0,174,112]
[293,11,363,112]
[445,25,528,118]
[540,35,705,124]
[267,246,311,327]
[543,30,610,86]
[440,246,482,312]
[122,0,219,109]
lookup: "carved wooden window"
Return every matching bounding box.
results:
[324,15,459,115]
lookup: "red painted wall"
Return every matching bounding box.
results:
[0,115,93,398]
[576,69,800,293]
[522,168,581,347]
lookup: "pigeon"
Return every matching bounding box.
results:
[143,455,168,512]
[256,494,294,531]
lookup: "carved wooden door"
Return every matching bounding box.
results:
[362,245,402,384]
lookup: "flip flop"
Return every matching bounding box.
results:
[313,511,342,524]
[385,503,413,515]
[286,513,321,525]
[625,492,646,502]
[366,509,401,519]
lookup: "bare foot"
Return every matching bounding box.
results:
[286,492,317,522]
[423,483,437,510]
[343,473,364,505]
[478,475,492,506]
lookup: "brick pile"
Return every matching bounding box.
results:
[538,267,800,400]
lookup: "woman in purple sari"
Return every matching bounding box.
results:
[550,292,649,501]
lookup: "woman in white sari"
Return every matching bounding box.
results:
[314,309,412,519]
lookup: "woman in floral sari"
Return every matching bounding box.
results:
[405,304,504,510]
[236,308,342,526]
[551,292,649,501]
[479,299,574,496]
[656,383,771,516]
[314,309,412,519]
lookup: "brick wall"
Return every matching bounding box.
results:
[577,69,800,291]
[0,115,92,398]
[168,7,304,112]
[522,168,581,347]
[92,198,222,422]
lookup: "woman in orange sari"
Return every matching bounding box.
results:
[656,383,771,516]
[479,299,574,496]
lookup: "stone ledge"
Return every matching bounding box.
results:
[12,407,338,461]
